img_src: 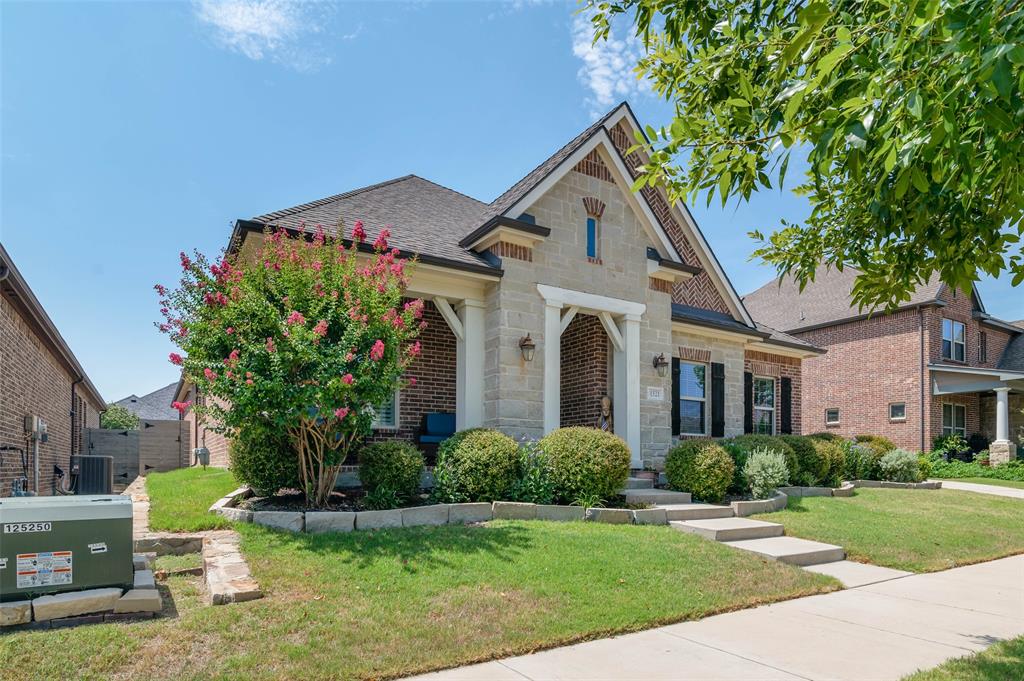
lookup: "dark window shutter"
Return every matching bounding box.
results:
[710,362,725,437]
[671,357,680,437]
[743,371,754,434]
[780,376,793,434]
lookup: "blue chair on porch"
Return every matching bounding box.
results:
[418,412,456,464]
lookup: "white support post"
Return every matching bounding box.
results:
[455,299,486,430]
[621,315,642,467]
[994,387,1011,443]
[543,300,562,434]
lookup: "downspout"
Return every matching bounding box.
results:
[919,308,926,451]
[70,378,82,456]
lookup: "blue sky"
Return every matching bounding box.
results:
[2,1,1020,403]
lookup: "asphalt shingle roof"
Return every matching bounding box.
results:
[114,382,180,421]
[742,266,945,332]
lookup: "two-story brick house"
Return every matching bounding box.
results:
[743,267,1023,462]
[179,102,822,471]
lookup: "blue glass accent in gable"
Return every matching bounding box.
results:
[586,217,597,258]
[517,213,536,224]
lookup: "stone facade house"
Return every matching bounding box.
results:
[743,267,1023,463]
[0,243,105,495]
[184,103,821,471]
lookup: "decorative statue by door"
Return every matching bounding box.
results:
[596,395,613,432]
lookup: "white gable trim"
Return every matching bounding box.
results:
[502,131,683,263]
[608,107,756,328]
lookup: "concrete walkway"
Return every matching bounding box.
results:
[933,479,1024,499]
[410,555,1024,681]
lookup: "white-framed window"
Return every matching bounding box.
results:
[753,376,775,435]
[942,403,966,437]
[372,391,399,429]
[942,319,966,362]
[889,402,906,421]
[678,361,706,435]
[825,408,840,425]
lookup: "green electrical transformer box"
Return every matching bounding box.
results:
[0,495,134,602]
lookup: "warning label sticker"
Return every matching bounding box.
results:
[16,551,73,589]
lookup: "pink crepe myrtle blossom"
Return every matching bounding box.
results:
[246,379,254,385]
[342,373,353,385]
[171,400,191,415]
[370,340,385,361]
[351,220,366,242]
[266,337,276,353]
[408,341,421,357]
[169,352,183,366]
[334,406,350,420]
[154,283,167,296]
[345,351,355,361]
[373,228,391,251]
[313,320,328,337]
[408,377,417,386]
[203,367,217,382]
[286,310,306,325]
[226,327,234,335]
[179,252,191,270]
[311,261,323,272]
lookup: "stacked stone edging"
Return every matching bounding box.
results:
[731,491,788,517]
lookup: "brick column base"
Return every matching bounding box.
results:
[990,441,1018,465]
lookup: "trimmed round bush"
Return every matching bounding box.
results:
[811,438,846,487]
[229,422,299,496]
[358,441,425,500]
[665,440,735,503]
[540,427,630,505]
[743,447,789,500]
[777,435,827,486]
[728,435,796,487]
[879,448,922,482]
[855,434,897,457]
[432,428,520,502]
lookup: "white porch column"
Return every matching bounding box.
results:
[456,299,486,430]
[543,300,562,434]
[617,315,642,467]
[994,387,1011,443]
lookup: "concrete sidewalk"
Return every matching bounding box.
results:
[410,555,1024,681]
[934,479,1024,499]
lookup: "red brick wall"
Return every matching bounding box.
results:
[1,294,103,495]
[560,314,609,427]
[365,300,457,447]
[744,350,803,435]
[182,388,231,468]
[923,287,1013,368]
[796,308,925,449]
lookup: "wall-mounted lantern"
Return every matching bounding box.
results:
[653,352,669,378]
[519,334,536,362]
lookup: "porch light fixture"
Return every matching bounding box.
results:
[519,334,536,362]
[653,353,669,378]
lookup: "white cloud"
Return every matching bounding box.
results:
[193,0,334,71]
[571,10,648,116]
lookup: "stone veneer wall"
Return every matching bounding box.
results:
[559,313,608,427]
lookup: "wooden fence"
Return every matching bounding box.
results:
[85,420,191,489]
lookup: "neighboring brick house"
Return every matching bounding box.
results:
[179,102,821,471]
[0,243,105,495]
[744,267,1023,462]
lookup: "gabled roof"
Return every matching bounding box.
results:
[670,303,823,353]
[743,266,947,332]
[114,382,180,421]
[999,333,1024,372]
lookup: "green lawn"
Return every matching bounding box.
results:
[757,488,1024,572]
[0,520,837,680]
[145,466,238,532]
[902,636,1024,680]
[940,477,1024,490]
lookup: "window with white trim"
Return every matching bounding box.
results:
[889,402,906,421]
[678,361,706,435]
[825,408,840,425]
[753,377,775,435]
[942,403,966,437]
[372,391,399,429]
[942,319,966,362]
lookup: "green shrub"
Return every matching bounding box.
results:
[361,487,402,510]
[917,452,933,480]
[728,435,796,486]
[229,422,299,496]
[811,438,846,487]
[431,429,520,502]
[807,432,839,441]
[719,439,750,494]
[742,447,789,499]
[931,433,972,461]
[855,434,897,457]
[841,441,880,480]
[508,440,556,504]
[665,440,735,503]
[878,449,922,482]
[358,441,425,501]
[928,456,1024,482]
[541,427,630,505]
[778,435,826,486]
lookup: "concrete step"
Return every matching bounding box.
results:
[671,517,784,542]
[659,503,735,521]
[724,536,846,566]
[623,477,655,490]
[623,488,691,505]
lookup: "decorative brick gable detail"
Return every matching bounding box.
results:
[488,241,533,262]
[607,123,732,316]
[573,149,614,183]
[678,346,712,364]
[582,196,606,218]
[560,314,609,427]
[649,277,673,294]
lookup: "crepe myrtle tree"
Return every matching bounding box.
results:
[157,222,424,506]
[585,0,1024,310]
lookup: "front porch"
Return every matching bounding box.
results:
[930,364,1024,463]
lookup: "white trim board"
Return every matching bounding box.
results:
[537,283,646,319]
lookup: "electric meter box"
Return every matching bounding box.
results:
[0,495,133,602]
